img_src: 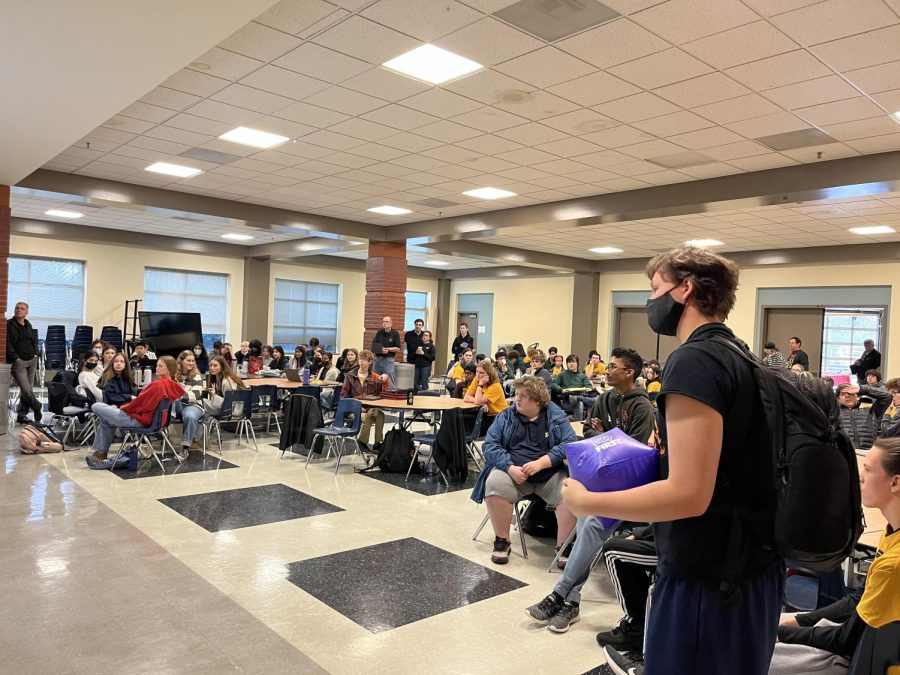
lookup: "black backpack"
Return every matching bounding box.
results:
[713,337,863,571]
[364,428,417,474]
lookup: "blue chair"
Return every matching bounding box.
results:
[306,398,362,474]
[203,389,257,454]
[251,384,281,434]
[108,398,175,472]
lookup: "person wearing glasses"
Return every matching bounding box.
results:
[372,316,401,384]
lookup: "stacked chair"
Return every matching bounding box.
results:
[71,325,94,361]
[99,325,122,351]
[43,325,67,370]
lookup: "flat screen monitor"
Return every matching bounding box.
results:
[138,312,203,358]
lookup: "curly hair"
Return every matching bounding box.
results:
[645,245,740,319]
[513,375,550,407]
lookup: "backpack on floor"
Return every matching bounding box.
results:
[363,428,416,474]
[17,423,66,454]
[711,337,863,572]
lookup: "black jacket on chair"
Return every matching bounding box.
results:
[278,393,324,453]
[432,407,468,482]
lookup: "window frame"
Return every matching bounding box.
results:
[7,254,86,338]
[821,307,885,377]
[272,278,341,352]
[142,267,230,349]
[404,290,430,333]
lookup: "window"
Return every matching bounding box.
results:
[143,268,228,350]
[273,279,339,352]
[821,309,884,377]
[405,291,429,332]
[8,256,85,338]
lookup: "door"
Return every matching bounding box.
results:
[763,308,824,374]
[615,307,679,363]
[457,311,477,354]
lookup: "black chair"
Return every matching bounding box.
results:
[251,384,281,434]
[108,398,176,472]
[46,381,91,444]
[99,326,122,351]
[203,389,258,453]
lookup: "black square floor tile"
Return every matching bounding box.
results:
[158,484,343,532]
[358,468,477,496]
[115,453,239,480]
[286,537,527,633]
[582,666,614,675]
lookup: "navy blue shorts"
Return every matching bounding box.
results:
[644,564,784,675]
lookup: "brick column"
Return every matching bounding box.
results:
[0,186,9,363]
[364,241,406,360]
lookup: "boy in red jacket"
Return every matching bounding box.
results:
[86,356,185,467]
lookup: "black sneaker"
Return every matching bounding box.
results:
[596,617,644,652]
[491,536,511,564]
[524,592,564,623]
[32,406,43,423]
[548,601,580,633]
[16,415,29,425]
[603,646,644,675]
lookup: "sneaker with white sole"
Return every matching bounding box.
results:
[547,601,580,633]
[603,646,644,675]
[491,536,511,564]
[524,593,564,624]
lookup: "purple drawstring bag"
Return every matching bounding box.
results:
[564,427,659,530]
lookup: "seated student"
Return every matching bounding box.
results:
[338,348,358,382]
[314,351,340,409]
[791,363,806,373]
[85,356,186,467]
[98,352,137,407]
[837,383,893,451]
[453,362,477,399]
[506,349,526,376]
[309,347,324,374]
[524,346,538,367]
[90,339,106,358]
[448,349,475,393]
[550,354,595,420]
[340,349,389,451]
[866,369,886,390]
[220,342,236,368]
[880,378,900,438]
[775,437,900,669]
[471,376,577,565]
[235,340,251,365]
[584,350,607,379]
[130,340,151,372]
[269,346,288,371]
[494,351,513,382]
[464,359,509,432]
[763,341,788,370]
[335,348,350,372]
[211,340,224,358]
[412,331,436,392]
[550,354,565,377]
[645,365,662,395]
[201,355,247,417]
[526,350,654,632]
[261,345,274,368]
[288,345,307,370]
[174,349,206,460]
[192,343,209,374]
[96,344,117,377]
[529,353,552,387]
[78,352,104,404]
[547,346,559,366]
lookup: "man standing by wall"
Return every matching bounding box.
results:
[852,339,881,385]
[372,315,401,384]
[786,336,809,372]
[7,301,42,424]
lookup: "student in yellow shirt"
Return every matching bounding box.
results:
[465,358,509,432]
[584,350,606,379]
[646,365,662,394]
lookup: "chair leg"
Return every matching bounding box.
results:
[472,513,490,541]
[547,525,576,572]
[305,434,324,469]
[246,419,258,451]
[405,446,420,481]
[513,502,528,559]
[467,441,483,470]
[334,436,345,474]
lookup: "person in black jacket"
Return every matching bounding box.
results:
[451,322,474,360]
[191,343,209,374]
[412,330,436,392]
[6,301,42,423]
[269,346,288,371]
[98,353,137,406]
[837,383,892,451]
[852,339,881,385]
[404,318,425,362]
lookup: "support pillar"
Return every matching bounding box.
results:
[0,186,9,362]
[364,241,406,357]
[434,277,452,369]
[571,271,600,359]
[242,258,271,342]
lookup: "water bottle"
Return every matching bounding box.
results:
[143,367,152,387]
[302,366,310,385]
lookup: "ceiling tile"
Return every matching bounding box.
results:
[822,116,900,141]
[547,71,641,107]
[144,125,213,148]
[401,88,483,117]
[631,0,758,43]
[421,145,479,163]
[604,159,665,175]
[541,109,619,136]
[254,0,341,35]
[210,83,294,115]
[190,47,263,80]
[186,99,261,127]
[162,113,232,136]
[139,87,201,113]
[102,115,156,135]
[727,153,799,171]
[450,106,529,132]
[241,115,315,140]
[493,91,581,121]
[618,138,686,159]
[312,16,421,64]
[844,132,900,153]
[872,88,900,112]
[274,43,371,84]
[845,61,900,95]
[495,146,559,165]
[362,0,483,41]
[793,96,885,127]
[654,72,750,108]
[274,101,350,128]
[592,92,681,123]
[302,129,368,151]
[455,134,524,154]
[328,118,398,141]
[495,122,569,145]
[691,93,787,124]
[556,18,670,69]
[581,125,656,148]
[681,20,799,69]
[764,75,862,110]
[573,149,634,168]
[741,0,824,17]
[361,104,440,131]
[379,133,444,152]
[534,137,604,158]
[725,111,812,137]
[667,126,745,150]
[341,68,431,102]
[414,120,482,142]
[435,18,545,66]
[609,48,714,89]
[703,140,771,160]
[240,65,332,101]
[633,110,714,136]
[726,50,833,91]
[346,143,408,161]
[119,101,176,124]
[531,158,593,175]
[442,69,534,105]
[495,47,596,89]
[810,25,900,71]
[305,86,388,115]
[770,0,899,47]
[218,21,303,62]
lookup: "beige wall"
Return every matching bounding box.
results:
[10,233,245,341]
[448,275,575,355]
[596,260,898,375]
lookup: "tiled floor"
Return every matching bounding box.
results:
[4,414,622,673]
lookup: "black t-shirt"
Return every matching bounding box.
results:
[655,322,779,584]
[373,329,401,356]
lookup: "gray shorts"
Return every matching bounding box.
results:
[484,466,567,505]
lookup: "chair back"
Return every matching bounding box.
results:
[219,389,252,420]
[333,398,362,432]
[46,382,72,414]
[146,397,173,431]
[465,406,485,443]
[251,384,278,412]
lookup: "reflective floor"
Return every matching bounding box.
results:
[3,417,622,673]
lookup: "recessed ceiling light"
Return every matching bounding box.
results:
[463,187,517,200]
[425,260,450,266]
[588,246,622,254]
[221,233,254,241]
[368,205,412,215]
[44,209,84,218]
[891,111,900,123]
[849,225,895,235]
[145,162,202,178]
[685,239,724,247]
[219,126,289,149]
[382,44,483,85]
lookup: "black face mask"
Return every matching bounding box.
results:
[646,286,685,336]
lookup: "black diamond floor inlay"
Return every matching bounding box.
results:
[286,537,527,633]
[358,467,478,495]
[582,666,614,675]
[115,452,239,479]
[158,483,343,532]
